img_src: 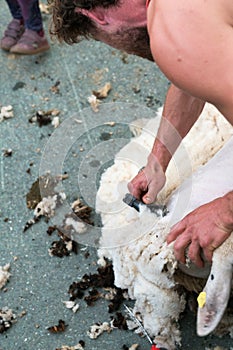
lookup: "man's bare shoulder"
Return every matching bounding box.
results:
[147,0,233,27]
[148,0,233,61]
[147,0,233,123]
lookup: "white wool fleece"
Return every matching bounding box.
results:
[96,103,233,349]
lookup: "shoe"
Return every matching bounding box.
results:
[1,19,24,51]
[10,29,50,55]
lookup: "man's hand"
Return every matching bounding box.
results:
[127,153,166,204]
[167,193,233,267]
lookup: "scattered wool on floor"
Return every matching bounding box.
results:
[0,264,10,290]
[0,307,16,333]
[0,105,14,122]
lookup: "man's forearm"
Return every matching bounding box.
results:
[150,84,205,172]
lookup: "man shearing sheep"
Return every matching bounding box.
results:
[48,0,233,268]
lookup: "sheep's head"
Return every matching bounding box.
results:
[197,233,233,336]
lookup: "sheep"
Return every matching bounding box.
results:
[96,103,233,350]
[197,233,233,337]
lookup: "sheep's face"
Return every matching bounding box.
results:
[197,235,233,336]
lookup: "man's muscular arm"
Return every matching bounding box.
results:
[145,0,233,266]
[128,84,205,203]
[130,0,233,266]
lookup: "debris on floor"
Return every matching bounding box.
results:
[34,192,66,218]
[0,105,14,122]
[87,321,112,339]
[23,217,40,232]
[63,216,87,235]
[110,312,128,330]
[25,173,92,236]
[92,82,112,99]
[0,264,10,290]
[0,307,16,333]
[26,174,65,210]
[71,199,93,225]
[2,148,13,157]
[87,95,100,112]
[67,262,128,339]
[51,116,60,128]
[68,262,127,310]
[88,82,112,112]
[128,344,139,350]
[46,201,92,243]
[24,192,66,232]
[62,300,80,313]
[24,174,68,231]
[28,109,60,127]
[50,81,60,94]
[47,319,68,333]
[56,340,85,350]
[48,227,78,258]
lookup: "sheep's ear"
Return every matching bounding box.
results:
[196,262,232,336]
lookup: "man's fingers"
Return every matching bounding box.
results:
[203,247,214,262]
[127,180,146,200]
[128,186,143,200]
[127,171,149,200]
[128,162,166,203]
[202,234,228,262]
[188,241,204,268]
[127,180,135,194]
[166,221,186,244]
[202,243,218,262]
[142,190,156,204]
[171,230,192,264]
[173,238,187,264]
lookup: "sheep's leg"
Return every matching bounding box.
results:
[197,239,233,336]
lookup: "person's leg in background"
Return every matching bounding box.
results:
[1,0,25,51]
[10,0,50,54]
[1,0,50,55]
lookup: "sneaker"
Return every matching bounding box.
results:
[10,29,50,55]
[1,19,24,51]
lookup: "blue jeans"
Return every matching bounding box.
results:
[6,0,43,31]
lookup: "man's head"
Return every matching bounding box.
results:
[48,0,154,60]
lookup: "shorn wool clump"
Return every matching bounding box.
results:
[96,103,233,350]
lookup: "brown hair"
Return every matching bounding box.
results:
[48,0,120,44]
